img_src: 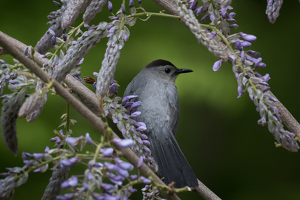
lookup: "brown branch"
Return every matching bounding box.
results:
[0,31,180,200]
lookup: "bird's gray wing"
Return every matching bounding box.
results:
[165,83,179,135]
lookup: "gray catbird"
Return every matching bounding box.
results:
[124,59,198,188]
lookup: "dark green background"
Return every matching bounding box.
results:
[1,0,300,199]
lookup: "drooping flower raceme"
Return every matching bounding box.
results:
[174,0,299,151]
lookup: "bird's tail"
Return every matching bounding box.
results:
[149,132,198,188]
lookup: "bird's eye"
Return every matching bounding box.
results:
[165,68,171,73]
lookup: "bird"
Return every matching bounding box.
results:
[124,59,198,188]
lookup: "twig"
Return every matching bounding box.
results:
[0,31,180,200]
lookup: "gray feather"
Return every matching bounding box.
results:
[124,60,197,188]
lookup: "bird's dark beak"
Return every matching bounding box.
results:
[176,68,193,74]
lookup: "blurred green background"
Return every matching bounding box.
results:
[1,0,300,199]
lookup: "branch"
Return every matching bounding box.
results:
[152,0,300,139]
[0,31,180,200]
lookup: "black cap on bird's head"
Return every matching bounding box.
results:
[145,59,193,83]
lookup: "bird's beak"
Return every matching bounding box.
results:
[177,68,193,74]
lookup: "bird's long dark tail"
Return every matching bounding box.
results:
[149,132,198,188]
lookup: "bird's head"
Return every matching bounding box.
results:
[143,59,193,83]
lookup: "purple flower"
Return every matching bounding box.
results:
[130,101,142,110]
[247,50,261,56]
[210,11,215,22]
[130,174,138,180]
[113,138,133,148]
[121,4,126,14]
[139,133,148,140]
[235,40,242,50]
[66,136,84,147]
[85,133,93,145]
[100,147,114,157]
[33,153,44,160]
[129,0,134,7]
[189,0,198,11]
[130,111,141,118]
[61,176,78,189]
[100,183,115,192]
[241,51,245,63]
[229,24,239,29]
[127,188,137,193]
[122,95,138,106]
[229,54,236,60]
[138,0,142,4]
[60,156,79,167]
[201,13,209,23]
[116,159,134,171]
[23,47,28,56]
[208,31,217,38]
[212,60,223,71]
[237,84,244,98]
[104,162,118,171]
[240,32,257,42]
[116,167,129,177]
[51,36,56,45]
[44,146,50,153]
[143,140,150,146]
[108,1,113,12]
[50,136,61,145]
[92,193,104,200]
[76,58,84,66]
[241,41,251,48]
[109,83,118,94]
[125,102,133,108]
[63,33,67,41]
[53,0,61,7]
[137,156,143,168]
[140,176,151,184]
[136,125,147,131]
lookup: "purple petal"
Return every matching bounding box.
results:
[76,58,84,66]
[136,126,147,131]
[229,24,239,29]
[208,31,217,38]
[130,101,142,110]
[113,138,133,148]
[122,95,138,106]
[85,133,93,144]
[108,1,113,12]
[121,4,125,14]
[137,156,143,168]
[237,84,244,98]
[235,40,242,50]
[140,176,151,184]
[109,84,118,94]
[247,50,261,56]
[240,32,257,42]
[130,174,138,180]
[104,162,118,171]
[129,0,134,7]
[117,161,134,171]
[33,153,44,160]
[130,111,141,118]
[229,54,236,60]
[53,0,61,7]
[212,60,223,71]
[24,47,28,56]
[210,11,215,22]
[101,148,114,157]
